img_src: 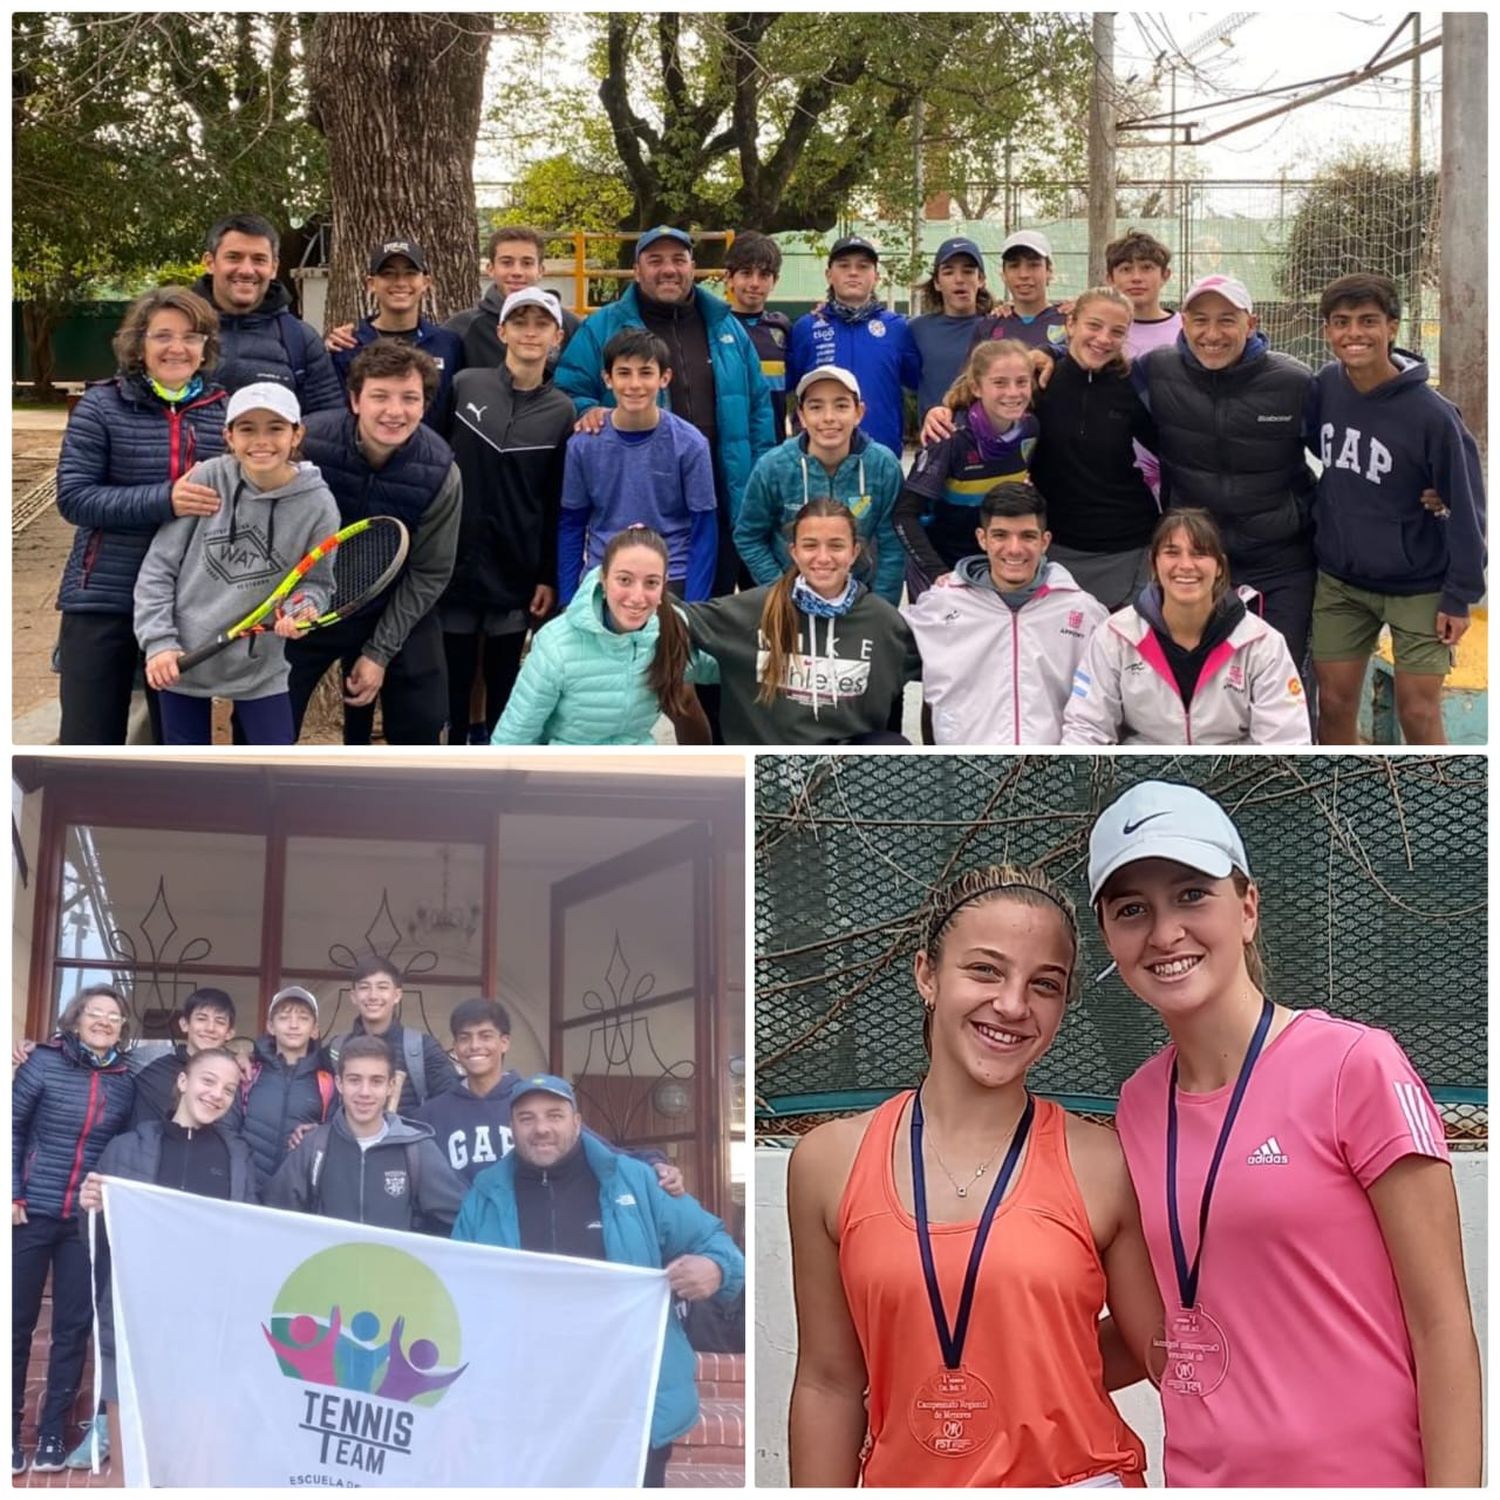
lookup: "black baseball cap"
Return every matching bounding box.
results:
[368,239,428,274]
[827,235,879,264]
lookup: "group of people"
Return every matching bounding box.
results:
[786,779,1480,1487]
[53,213,1485,746]
[12,956,743,1486]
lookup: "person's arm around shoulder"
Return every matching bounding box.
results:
[491,623,565,744]
[786,1115,869,1487]
[1064,1113,1163,1391]
[1061,625,1124,745]
[1246,630,1312,744]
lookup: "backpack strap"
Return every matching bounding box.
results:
[402,1029,428,1105]
[274,309,309,387]
[306,1121,334,1209]
[406,1138,423,1206]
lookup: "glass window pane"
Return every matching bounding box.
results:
[281,838,485,976]
[51,967,260,1046]
[57,825,265,968]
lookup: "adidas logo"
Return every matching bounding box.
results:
[1246,1136,1288,1165]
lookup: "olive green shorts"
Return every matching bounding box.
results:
[1311,572,1454,676]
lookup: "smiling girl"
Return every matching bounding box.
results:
[894,340,1039,596]
[686,498,920,745]
[132,383,341,745]
[1089,780,1481,1486]
[1063,509,1310,745]
[492,525,708,744]
[786,865,1157,1486]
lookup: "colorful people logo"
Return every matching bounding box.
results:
[263,1244,468,1407]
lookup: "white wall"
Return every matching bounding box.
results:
[12,783,42,1045]
[753,1148,1488,1486]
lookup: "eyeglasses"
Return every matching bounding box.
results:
[79,1011,124,1025]
[145,332,209,348]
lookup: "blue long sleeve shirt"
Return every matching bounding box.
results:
[556,412,720,603]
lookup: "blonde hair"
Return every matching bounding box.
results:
[941,338,1034,413]
[1066,286,1134,374]
[918,864,1080,1054]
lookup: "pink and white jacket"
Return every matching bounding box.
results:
[903,557,1108,745]
[1061,589,1311,745]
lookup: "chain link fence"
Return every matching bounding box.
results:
[755,754,1485,1146]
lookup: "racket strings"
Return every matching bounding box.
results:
[329,526,404,611]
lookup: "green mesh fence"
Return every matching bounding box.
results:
[755,755,1486,1138]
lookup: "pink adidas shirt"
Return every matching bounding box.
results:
[1116,1010,1449,1487]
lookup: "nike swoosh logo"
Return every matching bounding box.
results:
[1122,812,1170,835]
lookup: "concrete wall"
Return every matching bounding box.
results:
[753,1148,1488,1486]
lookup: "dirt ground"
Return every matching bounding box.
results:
[11,406,349,744]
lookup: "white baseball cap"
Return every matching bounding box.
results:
[226,382,301,426]
[500,286,564,326]
[1183,274,1254,314]
[1001,229,1053,260]
[1087,781,1251,903]
[794,365,862,402]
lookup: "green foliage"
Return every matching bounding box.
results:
[508,156,635,235]
[1280,150,1439,301]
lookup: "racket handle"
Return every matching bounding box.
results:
[175,636,235,672]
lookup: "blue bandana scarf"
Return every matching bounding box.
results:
[792,574,858,618]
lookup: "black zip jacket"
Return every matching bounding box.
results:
[637,291,719,447]
[1030,356,1161,552]
[444,364,576,613]
[264,1111,467,1234]
[514,1139,606,1260]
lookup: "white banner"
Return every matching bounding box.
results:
[103,1178,670,1487]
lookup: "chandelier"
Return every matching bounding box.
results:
[406,846,481,948]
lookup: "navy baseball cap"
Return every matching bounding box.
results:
[368,239,428,274]
[828,235,879,264]
[635,226,694,260]
[934,236,985,273]
[512,1073,577,1108]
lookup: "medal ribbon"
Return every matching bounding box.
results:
[1166,996,1274,1310]
[911,1088,1035,1370]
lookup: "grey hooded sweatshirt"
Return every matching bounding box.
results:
[134,452,341,699]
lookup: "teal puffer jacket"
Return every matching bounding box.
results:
[491,568,665,745]
[552,284,776,520]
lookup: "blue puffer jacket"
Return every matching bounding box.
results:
[491,567,674,745]
[56,374,228,615]
[12,1034,136,1219]
[452,1131,744,1447]
[785,301,921,458]
[553,284,776,521]
[191,275,344,413]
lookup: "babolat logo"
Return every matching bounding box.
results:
[265,1243,467,1480]
[1256,413,1294,422]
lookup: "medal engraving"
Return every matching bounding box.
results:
[907,1365,999,1456]
[1158,1305,1230,1397]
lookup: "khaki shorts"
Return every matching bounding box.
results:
[1311,572,1454,676]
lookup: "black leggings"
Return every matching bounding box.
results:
[441,632,526,744]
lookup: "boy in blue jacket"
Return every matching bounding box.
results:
[785,236,920,458]
[1308,273,1487,745]
[331,239,461,435]
[452,1074,744,1487]
[557,329,719,604]
[735,367,906,604]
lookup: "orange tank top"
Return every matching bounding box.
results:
[837,1092,1147,1488]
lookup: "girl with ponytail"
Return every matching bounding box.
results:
[492,525,710,745]
[684,498,920,745]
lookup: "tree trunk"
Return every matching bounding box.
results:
[21,301,61,402]
[307,15,492,329]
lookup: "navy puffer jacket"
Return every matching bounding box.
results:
[190,275,345,413]
[239,1036,336,1187]
[56,373,228,615]
[12,1034,136,1219]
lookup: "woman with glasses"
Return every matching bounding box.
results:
[55,286,228,743]
[12,986,136,1476]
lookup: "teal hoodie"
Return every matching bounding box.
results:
[552,284,776,521]
[734,431,906,603]
[491,567,667,745]
[452,1132,745,1447]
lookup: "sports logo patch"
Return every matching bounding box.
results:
[1067,609,1084,629]
[1046,325,1067,346]
[384,1170,409,1197]
[769,327,786,347]
[1226,662,1246,692]
[1288,677,1303,696]
[869,320,886,338]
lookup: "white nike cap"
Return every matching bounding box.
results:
[1087,780,1251,903]
[500,286,563,326]
[225,381,301,427]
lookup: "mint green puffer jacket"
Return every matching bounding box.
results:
[491,568,665,745]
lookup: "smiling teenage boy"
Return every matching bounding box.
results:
[1106,228,1180,358]
[129,988,244,1131]
[734,367,904,604]
[910,236,992,419]
[725,232,793,439]
[238,986,336,1187]
[975,230,1069,353]
[1308,273,1487,745]
[786,236,920,459]
[556,328,718,604]
[330,240,461,433]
